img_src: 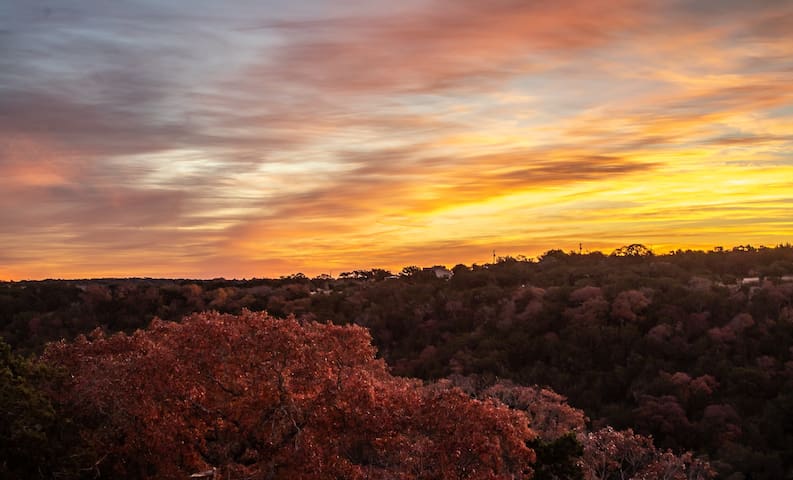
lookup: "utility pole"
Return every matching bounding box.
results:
[493,249,496,264]
[579,243,583,255]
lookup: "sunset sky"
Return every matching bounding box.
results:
[2,0,793,279]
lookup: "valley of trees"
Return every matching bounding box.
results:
[2,244,793,478]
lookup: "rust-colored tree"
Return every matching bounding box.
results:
[438,376,713,480]
[44,311,536,479]
[482,381,586,441]
[481,381,587,480]
[582,427,714,480]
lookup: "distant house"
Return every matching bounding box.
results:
[424,266,453,280]
[740,277,761,286]
[309,288,332,296]
[781,275,793,283]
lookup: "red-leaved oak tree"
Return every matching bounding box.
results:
[44,311,536,479]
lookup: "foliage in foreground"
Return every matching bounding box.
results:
[36,311,711,479]
[43,311,536,479]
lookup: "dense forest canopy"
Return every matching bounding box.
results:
[2,244,793,478]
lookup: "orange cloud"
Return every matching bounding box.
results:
[249,0,649,95]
